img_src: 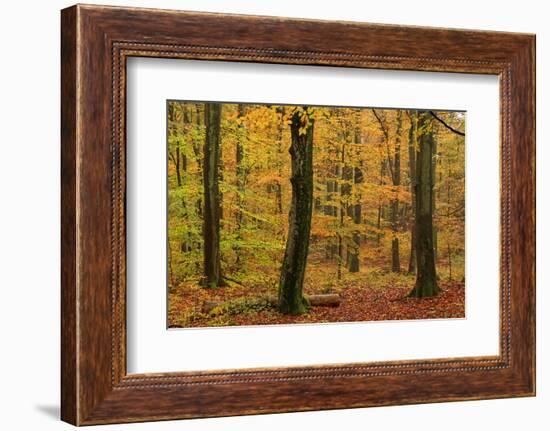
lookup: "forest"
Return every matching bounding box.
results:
[167,101,466,328]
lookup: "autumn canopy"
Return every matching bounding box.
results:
[167,101,466,328]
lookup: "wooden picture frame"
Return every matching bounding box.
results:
[61,4,535,425]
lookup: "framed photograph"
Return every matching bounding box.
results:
[61,4,535,425]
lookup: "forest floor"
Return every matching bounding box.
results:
[168,259,465,328]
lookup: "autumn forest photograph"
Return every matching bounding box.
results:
[167,100,466,328]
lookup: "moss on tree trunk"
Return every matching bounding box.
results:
[278,108,314,315]
[408,112,439,297]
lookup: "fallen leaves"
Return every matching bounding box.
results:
[168,277,465,328]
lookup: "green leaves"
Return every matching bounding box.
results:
[166,101,465,328]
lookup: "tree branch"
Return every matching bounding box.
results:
[429,111,465,136]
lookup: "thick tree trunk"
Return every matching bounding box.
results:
[408,112,439,297]
[278,108,314,315]
[202,103,224,288]
[407,111,417,273]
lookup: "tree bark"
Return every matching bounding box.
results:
[407,111,417,273]
[278,108,315,315]
[192,105,203,219]
[446,156,453,281]
[390,111,402,272]
[376,155,386,247]
[179,105,191,252]
[234,104,246,263]
[408,112,439,297]
[347,125,363,273]
[432,133,438,262]
[337,139,349,281]
[202,103,224,288]
[324,166,338,260]
[275,106,285,215]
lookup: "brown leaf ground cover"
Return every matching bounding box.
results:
[168,271,465,328]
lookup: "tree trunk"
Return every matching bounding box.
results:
[175,146,182,187]
[390,111,402,272]
[234,104,246,263]
[408,112,439,297]
[167,238,176,292]
[324,166,338,260]
[376,160,384,247]
[407,111,417,273]
[432,133,438,262]
[347,126,363,273]
[179,106,191,252]
[446,156,453,281]
[202,103,224,288]
[278,108,314,315]
[192,105,203,219]
[275,107,285,215]
[337,139,350,281]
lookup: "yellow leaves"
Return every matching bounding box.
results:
[255,174,283,187]
[281,106,316,135]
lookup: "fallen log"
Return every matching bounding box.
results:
[302,294,341,307]
[202,294,341,314]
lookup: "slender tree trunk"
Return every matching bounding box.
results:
[167,238,176,292]
[337,136,349,281]
[390,111,403,272]
[275,107,285,215]
[376,160,384,247]
[175,146,182,187]
[407,111,417,273]
[408,112,438,297]
[446,157,453,280]
[235,110,245,216]
[324,166,338,259]
[347,126,363,273]
[279,108,314,315]
[179,105,191,252]
[234,104,246,264]
[372,110,390,251]
[276,183,283,214]
[193,105,203,219]
[447,241,452,281]
[167,102,179,278]
[432,135,438,262]
[202,103,224,288]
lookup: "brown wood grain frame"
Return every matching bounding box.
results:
[61,4,536,426]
